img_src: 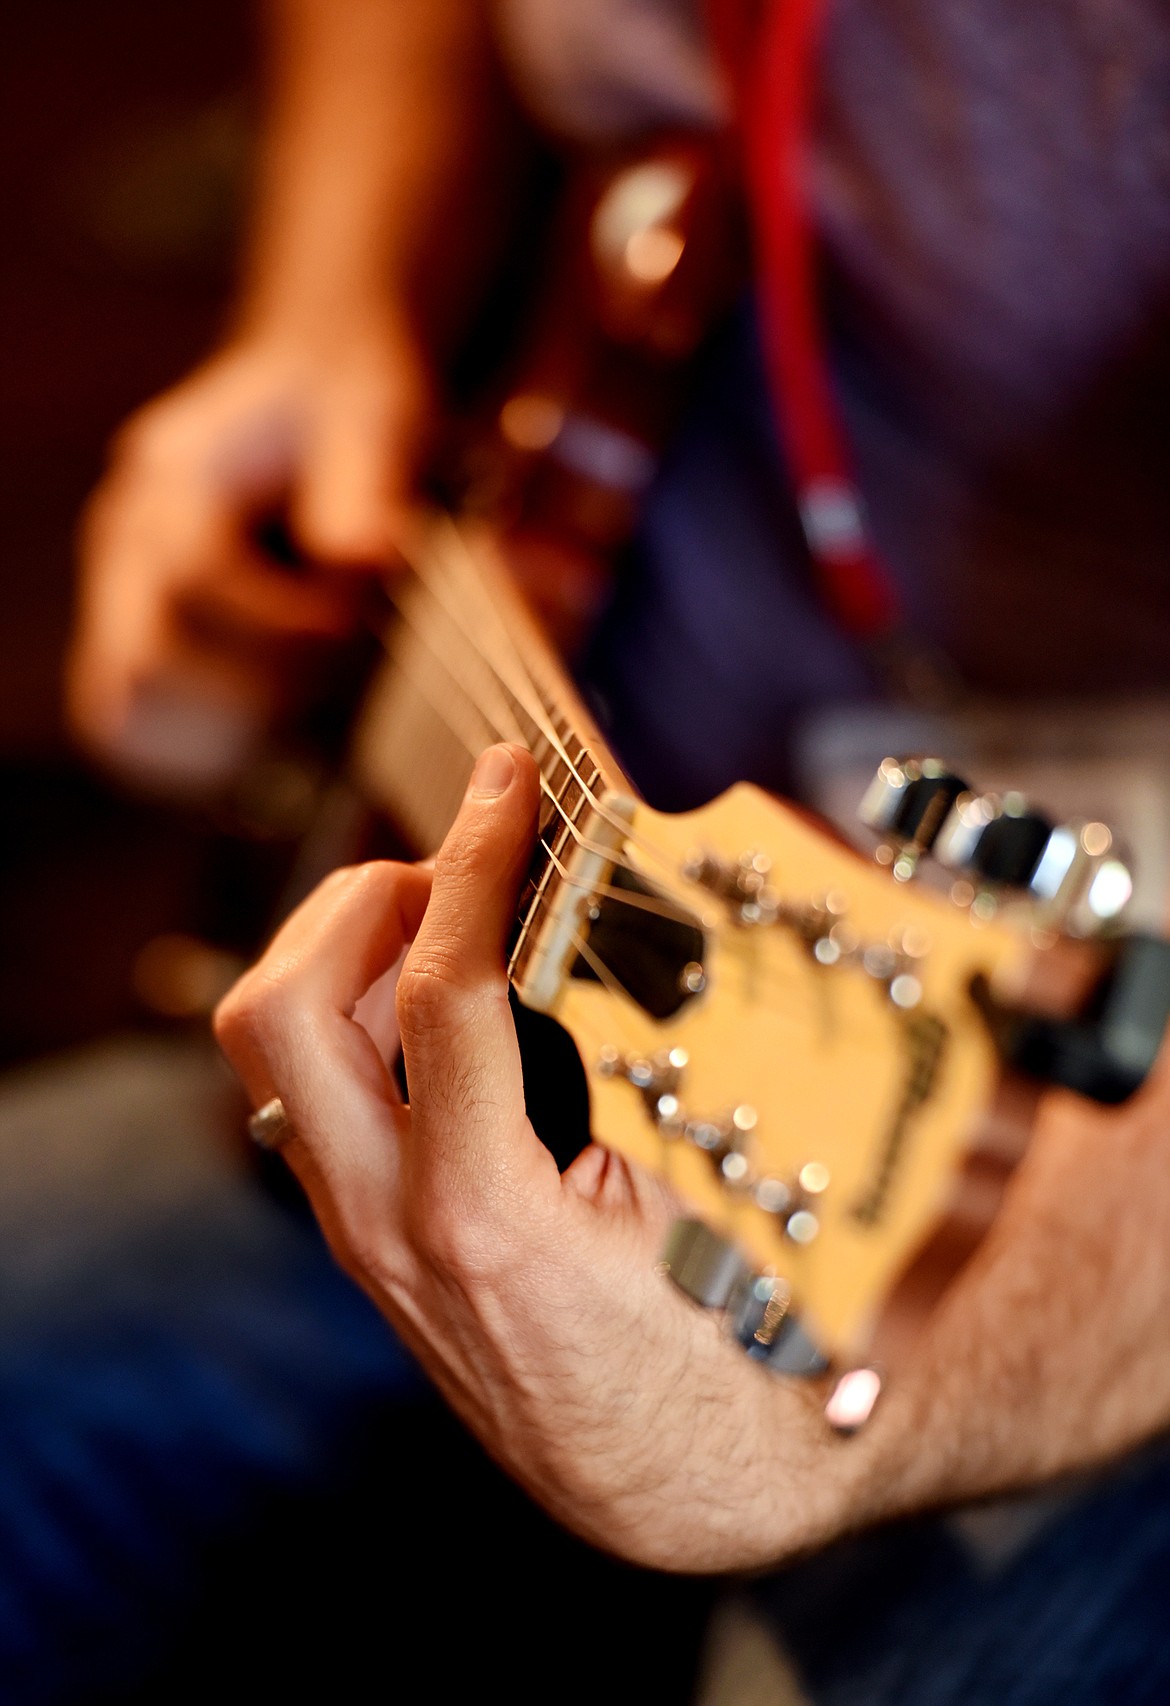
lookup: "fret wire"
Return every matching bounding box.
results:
[399,516,727,906]
[415,521,612,816]
[511,760,596,948]
[393,608,683,930]
[385,541,714,932]
[510,760,608,967]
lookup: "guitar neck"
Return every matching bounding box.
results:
[349,514,634,960]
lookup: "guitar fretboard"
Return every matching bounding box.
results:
[348,516,628,981]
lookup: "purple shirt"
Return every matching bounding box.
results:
[506,0,1170,802]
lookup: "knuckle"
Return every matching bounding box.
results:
[318,859,412,929]
[316,860,367,898]
[311,1203,388,1296]
[212,965,293,1055]
[395,955,472,1037]
[321,1185,409,1300]
[395,958,508,1059]
[322,858,399,906]
[111,397,181,468]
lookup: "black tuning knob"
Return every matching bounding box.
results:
[936,791,1058,891]
[934,793,1133,927]
[860,757,970,853]
[964,797,1055,888]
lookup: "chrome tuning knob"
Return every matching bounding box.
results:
[660,1219,829,1376]
[935,791,1054,888]
[859,757,969,879]
[935,793,1133,930]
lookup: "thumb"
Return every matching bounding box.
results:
[291,419,399,565]
[291,391,423,568]
[395,744,545,1195]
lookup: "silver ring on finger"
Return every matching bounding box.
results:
[247,1095,291,1151]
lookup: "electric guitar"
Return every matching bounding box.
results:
[346,498,1164,1401]
[237,141,1168,1403]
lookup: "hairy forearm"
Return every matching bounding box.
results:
[239,0,529,353]
[750,1055,1170,1566]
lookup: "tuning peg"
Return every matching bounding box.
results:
[660,1219,830,1376]
[935,794,1134,930]
[935,791,1054,887]
[859,757,970,879]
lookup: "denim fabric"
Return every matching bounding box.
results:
[0,1177,426,1704]
[753,1440,1170,1706]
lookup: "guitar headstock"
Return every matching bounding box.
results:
[548,782,1025,1365]
[351,511,1148,1381]
[521,754,1146,1378]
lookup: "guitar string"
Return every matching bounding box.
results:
[378,523,893,1024]
[406,519,606,805]
[390,610,506,761]
[387,534,668,939]
[432,514,715,887]
[397,576,532,751]
[408,516,716,900]
[395,539,720,940]
[379,602,859,1029]
[385,571,705,929]
[367,615,647,1011]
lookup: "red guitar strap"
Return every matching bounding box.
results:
[707,0,901,641]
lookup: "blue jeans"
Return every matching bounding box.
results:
[751,1440,1170,1705]
[0,1036,711,1704]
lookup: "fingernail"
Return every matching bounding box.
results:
[469,744,516,800]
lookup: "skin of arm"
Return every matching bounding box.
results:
[67,0,530,787]
[214,744,1170,1574]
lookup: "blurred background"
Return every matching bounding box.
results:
[3,0,257,1060]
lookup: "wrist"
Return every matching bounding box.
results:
[231,279,425,367]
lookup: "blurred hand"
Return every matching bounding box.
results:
[67,316,434,791]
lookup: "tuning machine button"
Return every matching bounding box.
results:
[660,1219,830,1377]
[934,791,1053,888]
[860,757,969,879]
[936,796,1134,930]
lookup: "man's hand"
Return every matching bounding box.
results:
[214,744,1170,1574]
[66,317,432,791]
[213,744,851,1569]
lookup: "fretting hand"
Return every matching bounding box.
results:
[214,743,1170,1573]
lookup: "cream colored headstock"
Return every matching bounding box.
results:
[540,783,1031,1366]
[347,517,1037,1369]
